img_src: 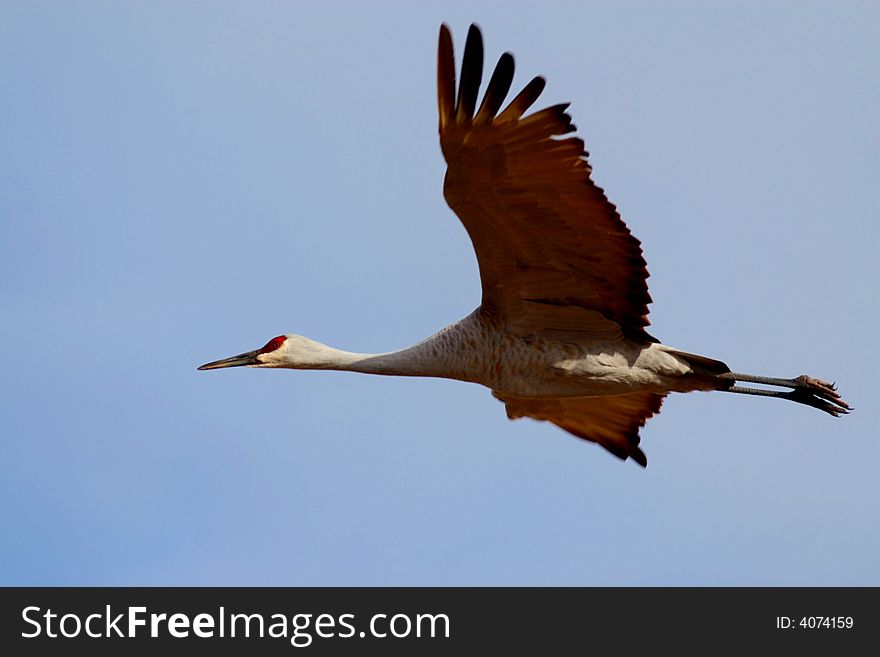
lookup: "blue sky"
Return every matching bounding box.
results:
[1,1,878,585]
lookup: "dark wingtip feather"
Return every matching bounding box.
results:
[630,448,648,468]
[498,75,546,121]
[455,24,484,123]
[475,52,515,124]
[437,24,456,131]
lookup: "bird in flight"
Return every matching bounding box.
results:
[200,24,850,466]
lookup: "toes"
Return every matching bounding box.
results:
[795,375,844,401]
[786,389,851,417]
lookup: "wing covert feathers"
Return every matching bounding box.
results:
[438,24,655,342]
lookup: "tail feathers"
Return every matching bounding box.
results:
[659,346,733,390]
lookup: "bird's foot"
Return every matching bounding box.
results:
[790,375,852,416]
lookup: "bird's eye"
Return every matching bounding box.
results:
[259,336,287,354]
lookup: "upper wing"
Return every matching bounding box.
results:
[494,391,667,467]
[438,24,655,342]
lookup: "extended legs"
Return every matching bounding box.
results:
[718,373,852,417]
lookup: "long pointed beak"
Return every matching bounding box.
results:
[198,349,261,371]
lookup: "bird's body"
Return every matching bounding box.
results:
[270,312,713,398]
[200,24,850,466]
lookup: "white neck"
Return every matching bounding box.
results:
[278,338,454,379]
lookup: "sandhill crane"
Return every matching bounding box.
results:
[199,24,850,466]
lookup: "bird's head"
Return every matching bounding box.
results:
[198,334,290,370]
[198,334,341,371]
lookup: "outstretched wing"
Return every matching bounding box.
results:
[438,24,655,342]
[494,392,667,467]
